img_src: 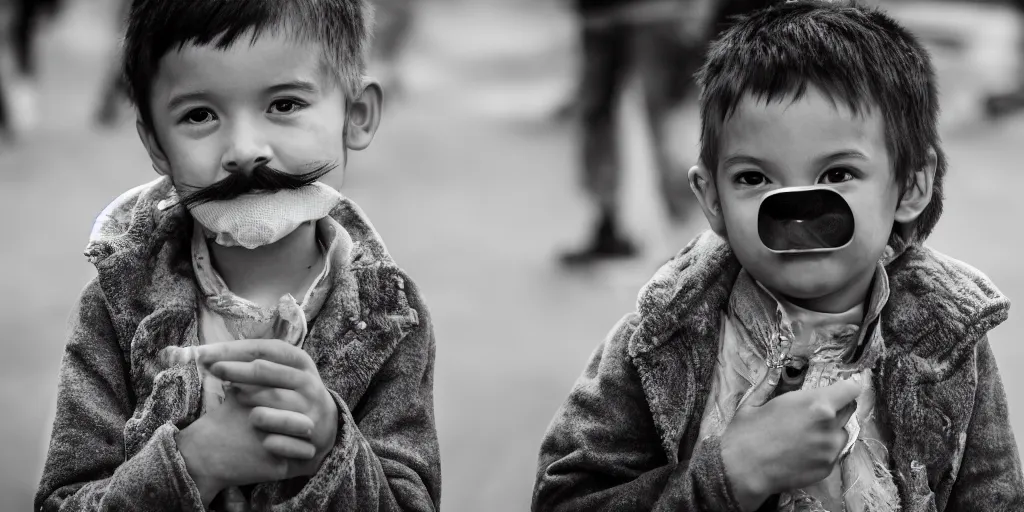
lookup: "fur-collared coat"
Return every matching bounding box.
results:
[533,230,1024,512]
[35,177,441,511]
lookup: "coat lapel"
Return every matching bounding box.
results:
[88,179,204,458]
[627,231,740,461]
[300,199,419,408]
[874,246,1010,510]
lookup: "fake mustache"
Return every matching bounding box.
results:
[178,162,337,209]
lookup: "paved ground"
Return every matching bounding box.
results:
[2,0,1024,510]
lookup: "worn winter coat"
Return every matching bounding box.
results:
[35,177,441,511]
[534,230,1023,512]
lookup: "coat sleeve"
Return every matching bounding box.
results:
[35,277,206,511]
[254,277,441,512]
[945,336,1024,511]
[532,313,745,512]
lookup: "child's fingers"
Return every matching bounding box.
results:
[193,338,313,370]
[210,359,308,390]
[818,377,863,414]
[231,383,308,413]
[249,406,315,439]
[262,433,317,460]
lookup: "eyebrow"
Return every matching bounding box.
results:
[265,80,320,95]
[166,91,211,113]
[815,150,869,165]
[721,150,869,169]
[165,80,321,112]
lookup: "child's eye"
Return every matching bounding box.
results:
[181,108,216,125]
[268,99,307,114]
[735,171,769,186]
[819,167,856,184]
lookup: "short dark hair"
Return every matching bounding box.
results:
[123,0,374,129]
[696,0,946,240]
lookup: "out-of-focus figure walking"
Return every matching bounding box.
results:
[0,0,13,140]
[371,0,415,98]
[559,0,714,266]
[2,0,61,136]
[558,0,788,266]
[94,0,130,127]
[983,0,1024,119]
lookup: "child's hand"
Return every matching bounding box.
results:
[719,365,862,512]
[198,339,340,477]
[176,386,317,506]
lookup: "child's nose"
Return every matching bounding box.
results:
[221,126,272,175]
[222,153,270,175]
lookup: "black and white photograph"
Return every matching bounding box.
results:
[1,0,1023,510]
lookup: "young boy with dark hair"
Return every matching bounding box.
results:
[35,1,440,511]
[533,2,1024,511]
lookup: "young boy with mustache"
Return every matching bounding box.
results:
[533,2,1024,511]
[35,1,440,511]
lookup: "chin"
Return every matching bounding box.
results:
[752,254,849,300]
[771,279,843,302]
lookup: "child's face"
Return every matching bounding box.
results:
[693,87,904,310]
[137,30,379,195]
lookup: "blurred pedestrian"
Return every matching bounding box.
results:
[560,0,714,266]
[94,0,130,127]
[983,0,1024,119]
[0,73,8,141]
[5,0,62,132]
[0,0,12,140]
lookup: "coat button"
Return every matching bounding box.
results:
[356,321,367,330]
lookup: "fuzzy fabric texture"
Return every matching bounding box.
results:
[35,177,441,512]
[533,229,1024,511]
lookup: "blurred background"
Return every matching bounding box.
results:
[1,0,1024,510]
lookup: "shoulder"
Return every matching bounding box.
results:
[71,276,114,328]
[606,312,644,361]
[885,244,1010,354]
[84,177,177,265]
[329,197,430,332]
[629,230,739,356]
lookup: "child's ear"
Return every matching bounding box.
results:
[894,147,937,224]
[136,119,171,176]
[688,164,727,236]
[345,80,383,151]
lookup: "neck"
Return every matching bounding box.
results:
[207,221,323,304]
[783,266,876,314]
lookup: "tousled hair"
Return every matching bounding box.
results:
[122,0,374,129]
[696,0,946,240]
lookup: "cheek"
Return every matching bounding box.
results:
[719,197,779,279]
[277,106,348,164]
[850,185,900,250]
[163,135,224,187]
[720,196,762,250]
